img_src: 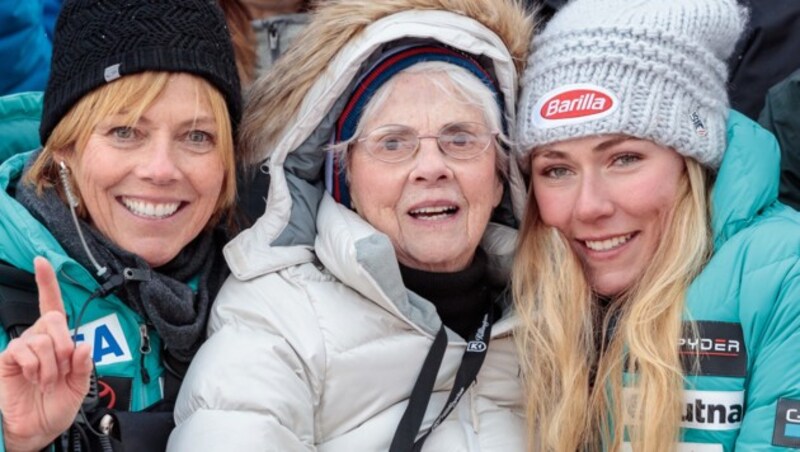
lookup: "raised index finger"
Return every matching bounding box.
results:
[34,256,66,317]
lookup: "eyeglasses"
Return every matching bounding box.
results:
[356,122,498,163]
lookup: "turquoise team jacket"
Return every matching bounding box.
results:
[672,111,800,450]
[0,93,168,450]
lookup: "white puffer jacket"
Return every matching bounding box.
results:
[169,1,533,450]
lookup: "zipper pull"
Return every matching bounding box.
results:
[139,324,151,384]
[268,24,279,50]
[139,324,152,354]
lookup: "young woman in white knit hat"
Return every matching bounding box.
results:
[513,0,800,450]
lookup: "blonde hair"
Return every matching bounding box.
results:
[25,71,236,227]
[513,158,712,451]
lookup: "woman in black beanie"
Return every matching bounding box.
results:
[0,0,242,450]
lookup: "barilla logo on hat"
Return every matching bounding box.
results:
[532,83,618,129]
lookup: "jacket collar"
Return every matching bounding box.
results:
[0,150,99,290]
[711,110,781,249]
[313,195,518,337]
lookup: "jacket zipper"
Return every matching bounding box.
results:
[139,324,151,385]
[267,22,281,62]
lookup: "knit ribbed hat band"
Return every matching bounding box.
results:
[516,0,748,169]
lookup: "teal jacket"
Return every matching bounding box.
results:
[0,99,167,450]
[0,91,43,163]
[674,111,800,450]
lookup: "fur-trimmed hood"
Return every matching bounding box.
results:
[239,0,533,163]
[225,0,535,286]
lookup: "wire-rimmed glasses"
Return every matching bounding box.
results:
[355,122,498,163]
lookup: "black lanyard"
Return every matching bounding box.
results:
[389,305,495,452]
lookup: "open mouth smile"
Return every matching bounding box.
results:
[121,197,183,219]
[583,233,635,251]
[408,205,459,221]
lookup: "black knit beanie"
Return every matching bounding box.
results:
[40,0,242,145]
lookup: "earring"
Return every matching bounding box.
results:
[58,161,80,208]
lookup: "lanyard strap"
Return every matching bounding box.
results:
[389,306,494,452]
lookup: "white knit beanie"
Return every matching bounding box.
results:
[516,0,748,169]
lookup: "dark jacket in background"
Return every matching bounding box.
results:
[527,0,564,20]
[759,69,800,211]
[727,0,800,120]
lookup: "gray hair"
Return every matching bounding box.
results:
[330,60,509,179]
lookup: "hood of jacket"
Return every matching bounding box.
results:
[237,0,532,165]
[0,91,43,164]
[0,94,110,298]
[223,0,533,334]
[0,151,103,296]
[225,0,533,275]
[712,110,782,249]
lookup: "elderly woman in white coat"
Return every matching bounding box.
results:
[169,0,534,451]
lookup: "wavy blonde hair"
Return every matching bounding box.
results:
[513,158,712,451]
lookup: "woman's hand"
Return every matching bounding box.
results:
[0,257,93,452]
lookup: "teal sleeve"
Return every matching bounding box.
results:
[0,91,43,164]
[736,257,800,449]
[0,331,8,354]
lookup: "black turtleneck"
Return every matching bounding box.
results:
[398,249,497,339]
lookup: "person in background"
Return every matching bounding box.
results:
[218,0,259,87]
[729,0,800,212]
[242,0,311,77]
[524,0,563,20]
[513,0,800,450]
[233,0,313,222]
[169,0,533,450]
[242,0,308,17]
[759,68,800,211]
[0,0,242,450]
[728,0,800,120]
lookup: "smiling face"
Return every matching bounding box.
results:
[530,135,686,296]
[347,72,504,272]
[61,74,226,267]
